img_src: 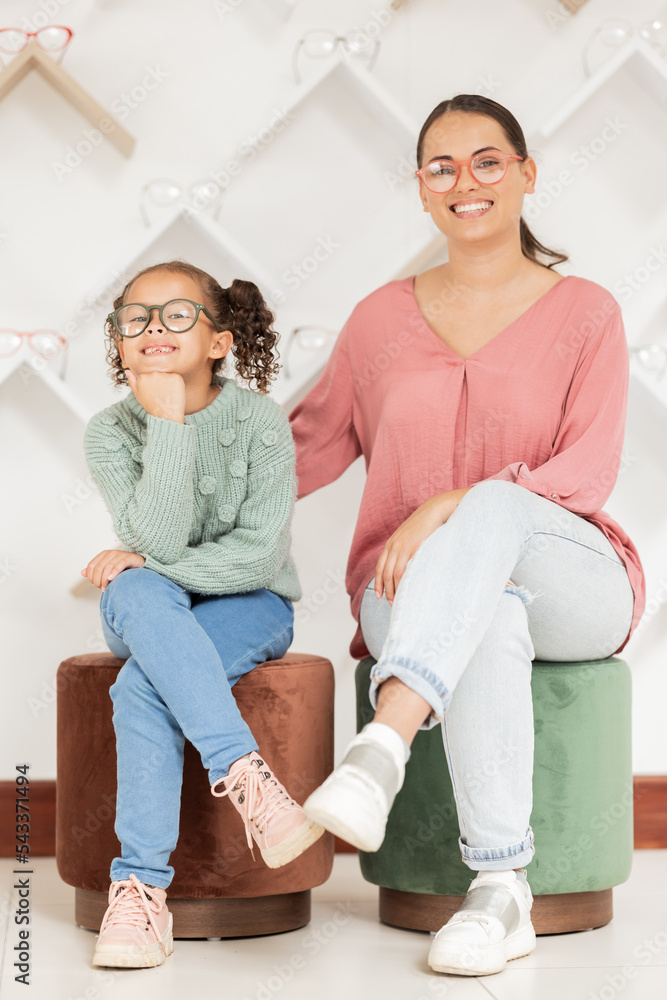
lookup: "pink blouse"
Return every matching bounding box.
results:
[289,274,646,660]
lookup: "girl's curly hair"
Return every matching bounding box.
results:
[104,260,280,393]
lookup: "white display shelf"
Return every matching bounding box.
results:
[0,355,94,424]
[215,55,437,402]
[80,207,281,313]
[219,55,433,285]
[537,36,667,139]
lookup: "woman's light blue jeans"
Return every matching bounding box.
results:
[99,567,294,888]
[359,480,635,872]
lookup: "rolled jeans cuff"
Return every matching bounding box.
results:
[369,658,447,732]
[459,829,535,871]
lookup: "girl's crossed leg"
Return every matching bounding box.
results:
[100,566,297,887]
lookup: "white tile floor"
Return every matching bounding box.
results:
[1,852,666,1000]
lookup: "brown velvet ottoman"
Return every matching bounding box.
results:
[56,652,335,938]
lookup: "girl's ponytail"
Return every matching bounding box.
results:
[225,279,279,394]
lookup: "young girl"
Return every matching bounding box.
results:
[81,260,323,969]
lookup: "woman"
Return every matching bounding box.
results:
[289,94,645,978]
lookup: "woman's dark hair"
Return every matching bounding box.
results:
[105,260,280,393]
[416,95,568,270]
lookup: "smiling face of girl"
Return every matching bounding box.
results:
[116,269,233,385]
[417,112,537,246]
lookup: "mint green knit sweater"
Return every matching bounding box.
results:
[83,376,302,601]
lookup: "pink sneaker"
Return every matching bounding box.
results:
[212,751,324,868]
[92,874,173,968]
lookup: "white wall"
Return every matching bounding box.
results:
[2,0,666,779]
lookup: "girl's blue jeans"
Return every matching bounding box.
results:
[359,480,635,872]
[99,567,294,888]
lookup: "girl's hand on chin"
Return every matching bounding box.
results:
[81,550,146,591]
[126,369,186,423]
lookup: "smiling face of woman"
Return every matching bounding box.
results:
[417,112,537,245]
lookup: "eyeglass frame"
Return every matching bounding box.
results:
[581,17,666,77]
[0,328,67,357]
[139,177,224,228]
[630,343,667,381]
[0,26,73,55]
[283,325,337,379]
[415,151,525,194]
[292,29,380,84]
[0,329,69,379]
[107,300,223,338]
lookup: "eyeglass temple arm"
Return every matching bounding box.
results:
[58,342,69,381]
[292,39,305,85]
[581,24,606,78]
[139,196,152,228]
[365,41,380,73]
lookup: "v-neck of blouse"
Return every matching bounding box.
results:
[409,273,575,362]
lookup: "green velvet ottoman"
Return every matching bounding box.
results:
[356,656,633,935]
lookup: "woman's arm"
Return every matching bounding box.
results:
[84,410,197,565]
[483,301,629,515]
[142,406,299,595]
[374,487,473,603]
[289,315,362,499]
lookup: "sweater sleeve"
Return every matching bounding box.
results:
[484,302,629,516]
[289,315,362,499]
[142,404,297,594]
[84,411,197,563]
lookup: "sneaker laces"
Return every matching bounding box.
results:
[99,874,167,955]
[211,758,294,858]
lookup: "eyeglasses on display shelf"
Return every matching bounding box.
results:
[630,343,667,381]
[139,178,224,228]
[292,29,379,84]
[415,151,525,194]
[282,326,337,379]
[0,329,69,377]
[0,26,73,65]
[582,9,667,77]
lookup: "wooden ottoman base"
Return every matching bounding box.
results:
[379,887,613,936]
[76,888,311,938]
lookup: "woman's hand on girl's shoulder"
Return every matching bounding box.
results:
[374,488,472,604]
[81,549,146,591]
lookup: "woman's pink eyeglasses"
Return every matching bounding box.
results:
[415,151,525,194]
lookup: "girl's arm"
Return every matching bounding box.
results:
[483,302,629,515]
[84,411,197,565]
[142,403,299,595]
[289,314,363,499]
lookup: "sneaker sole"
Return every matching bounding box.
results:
[303,787,385,853]
[260,820,325,869]
[428,924,536,976]
[92,917,173,968]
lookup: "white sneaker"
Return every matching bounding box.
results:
[302,726,406,852]
[428,869,536,976]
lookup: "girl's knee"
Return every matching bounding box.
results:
[103,566,183,611]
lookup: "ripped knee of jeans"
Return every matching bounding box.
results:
[504,579,536,606]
